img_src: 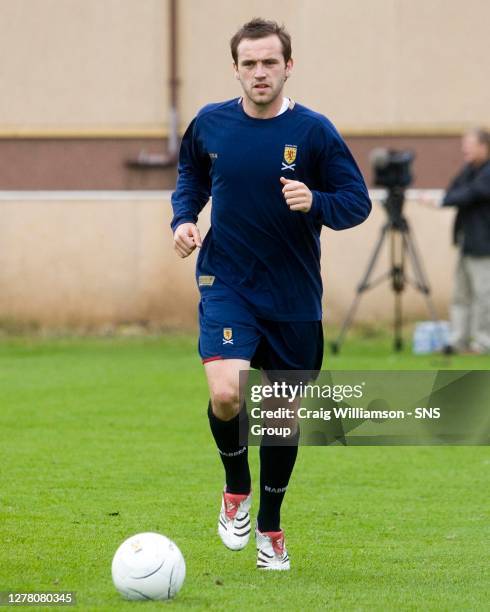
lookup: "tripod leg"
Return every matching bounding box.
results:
[394,287,403,351]
[331,294,363,355]
[402,230,439,321]
[331,225,389,354]
[392,230,405,351]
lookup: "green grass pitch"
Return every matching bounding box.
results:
[1,333,489,610]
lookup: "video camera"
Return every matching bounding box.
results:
[370,148,415,189]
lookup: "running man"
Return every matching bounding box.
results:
[171,18,371,570]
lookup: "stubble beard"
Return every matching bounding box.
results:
[245,82,284,108]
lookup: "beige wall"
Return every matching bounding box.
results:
[180,0,490,132]
[0,0,167,133]
[1,0,489,136]
[0,192,455,329]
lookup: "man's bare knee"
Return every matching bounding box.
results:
[204,358,250,421]
[210,387,241,421]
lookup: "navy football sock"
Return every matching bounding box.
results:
[257,430,299,532]
[207,402,251,495]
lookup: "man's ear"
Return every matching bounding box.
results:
[233,63,240,79]
[285,57,294,78]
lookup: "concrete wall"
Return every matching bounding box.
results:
[1,0,488,136]
[0,191,456,329]
[180,0,490,133]
[1,1,487,189]
[0,0,167,134]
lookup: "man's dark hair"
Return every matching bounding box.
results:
[230,18,292,65]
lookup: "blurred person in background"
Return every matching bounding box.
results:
[442,128,490,354]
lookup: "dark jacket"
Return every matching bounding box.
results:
[442,159,490,256]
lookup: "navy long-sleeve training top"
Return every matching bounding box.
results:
[171,98,371,321]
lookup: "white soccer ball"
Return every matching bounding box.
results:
[111,532,186,601]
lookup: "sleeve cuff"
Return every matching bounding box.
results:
[307,191,324,222]
[170,217,197,232]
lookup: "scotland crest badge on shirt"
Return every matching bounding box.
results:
[282,145,297,171]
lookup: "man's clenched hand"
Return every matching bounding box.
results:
[280,176,313,213]
[173,222,202,258]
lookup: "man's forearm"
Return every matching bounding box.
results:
[442,184,475,207]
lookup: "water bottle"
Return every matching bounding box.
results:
[412,321,450,354]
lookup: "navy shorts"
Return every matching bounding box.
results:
[198,285,324,381]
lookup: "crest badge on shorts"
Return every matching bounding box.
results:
[282,145,297,171]
[223,328,233,345]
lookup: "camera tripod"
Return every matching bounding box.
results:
[331,188,439,353]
